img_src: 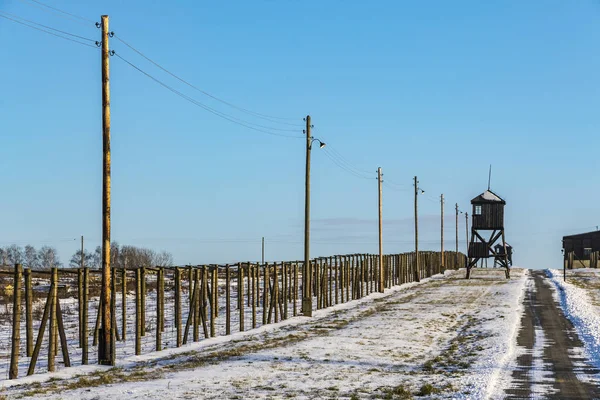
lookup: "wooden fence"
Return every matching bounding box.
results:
[0,250,466,380]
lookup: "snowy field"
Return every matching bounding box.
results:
[0,268,527,399]
[547,268,600,376]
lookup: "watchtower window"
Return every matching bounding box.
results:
[584,248,592,257]
[474,205,482,215]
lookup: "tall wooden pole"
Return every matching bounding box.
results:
[100,14,112,365]
[302,115,312,316]
[440,194,444,271]
[455,203,459,268]
[414,176,420,282]
[262,237,265,264]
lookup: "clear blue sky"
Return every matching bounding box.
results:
[1,0,598,268]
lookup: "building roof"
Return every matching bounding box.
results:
[471,190,506,204]
[563,230,600,240]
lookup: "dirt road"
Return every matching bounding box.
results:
[505,270,600,399]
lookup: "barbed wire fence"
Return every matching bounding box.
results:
[0,250,467,380]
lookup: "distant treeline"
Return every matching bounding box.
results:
[0,242,173,269]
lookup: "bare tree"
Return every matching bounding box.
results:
[38,246,61,270]
[69,249,94,269]
[24,245,39,269]
[154,251,173,267]
[5,245,24,265]
[90,246,102,269]
[0,248,6,266]
[110,241,121,269]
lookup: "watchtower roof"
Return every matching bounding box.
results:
[471,190,505,204]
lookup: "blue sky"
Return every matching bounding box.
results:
[1,0,598,268]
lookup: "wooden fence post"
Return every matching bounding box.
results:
[140,266,146,337]
[48,267,58,372]
[27,277,53,376]
[263,264,268,325]
[226,265,231,335]
[111,267,120,342]
[82,267,89,364]
[25,268,33,358]
[156,268,163,351]
[160,267,165,332]
[201,267,209,339]
[193,269,199,342]
[135,268,141,356]
[121,267,127,342]
[175,268,182,347]
[9,264,22,379]
[56,299,71,367]
[77,267,83,348]
[210,267,216,338]
[252,264,257,329]
[293,262,298,316]
[213,266,218,318]
[282,263,288,320]
[239,264,245,332]
[274,263,279,322]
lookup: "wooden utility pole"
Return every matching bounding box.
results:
[440,194,444,270]
[262,237,265,264]
[455,203,459,268]
[302,115,312,316]
[99,14,113,366]
[80,236,84,269]
[378,167,384,292]
[414,176,420,282]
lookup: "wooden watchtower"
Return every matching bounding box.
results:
[467,190,510,279]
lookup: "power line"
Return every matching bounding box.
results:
[19,0,94,24]
[113,34,302,126]
[321,148,372,180]
[114,53,304,139]
[384,178,410,189]
[0,13,98,48]
[382,182,410,192]
[322,148,372,179]
[319,141,372,175]
[0,11,95,42]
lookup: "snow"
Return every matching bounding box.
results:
[480,190,503,202]
[546,268,600,372]
[459,267,527,399]
[1,268,529,399]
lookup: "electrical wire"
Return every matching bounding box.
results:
[321,148,373,180]
[19,0,95,24]
[0,13,98,48]
[114,53,304,139]
[0,11,95,42]
[113,34,302,126]
[319,140,373,176]
[382,182,410,192]
[322,148,373,179]
[384,178,410,189]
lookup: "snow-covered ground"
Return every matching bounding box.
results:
[1,268,527,399]
[547,268,600,374]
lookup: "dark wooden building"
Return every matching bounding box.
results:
[562,231,600,269]
[467,190,510,278]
